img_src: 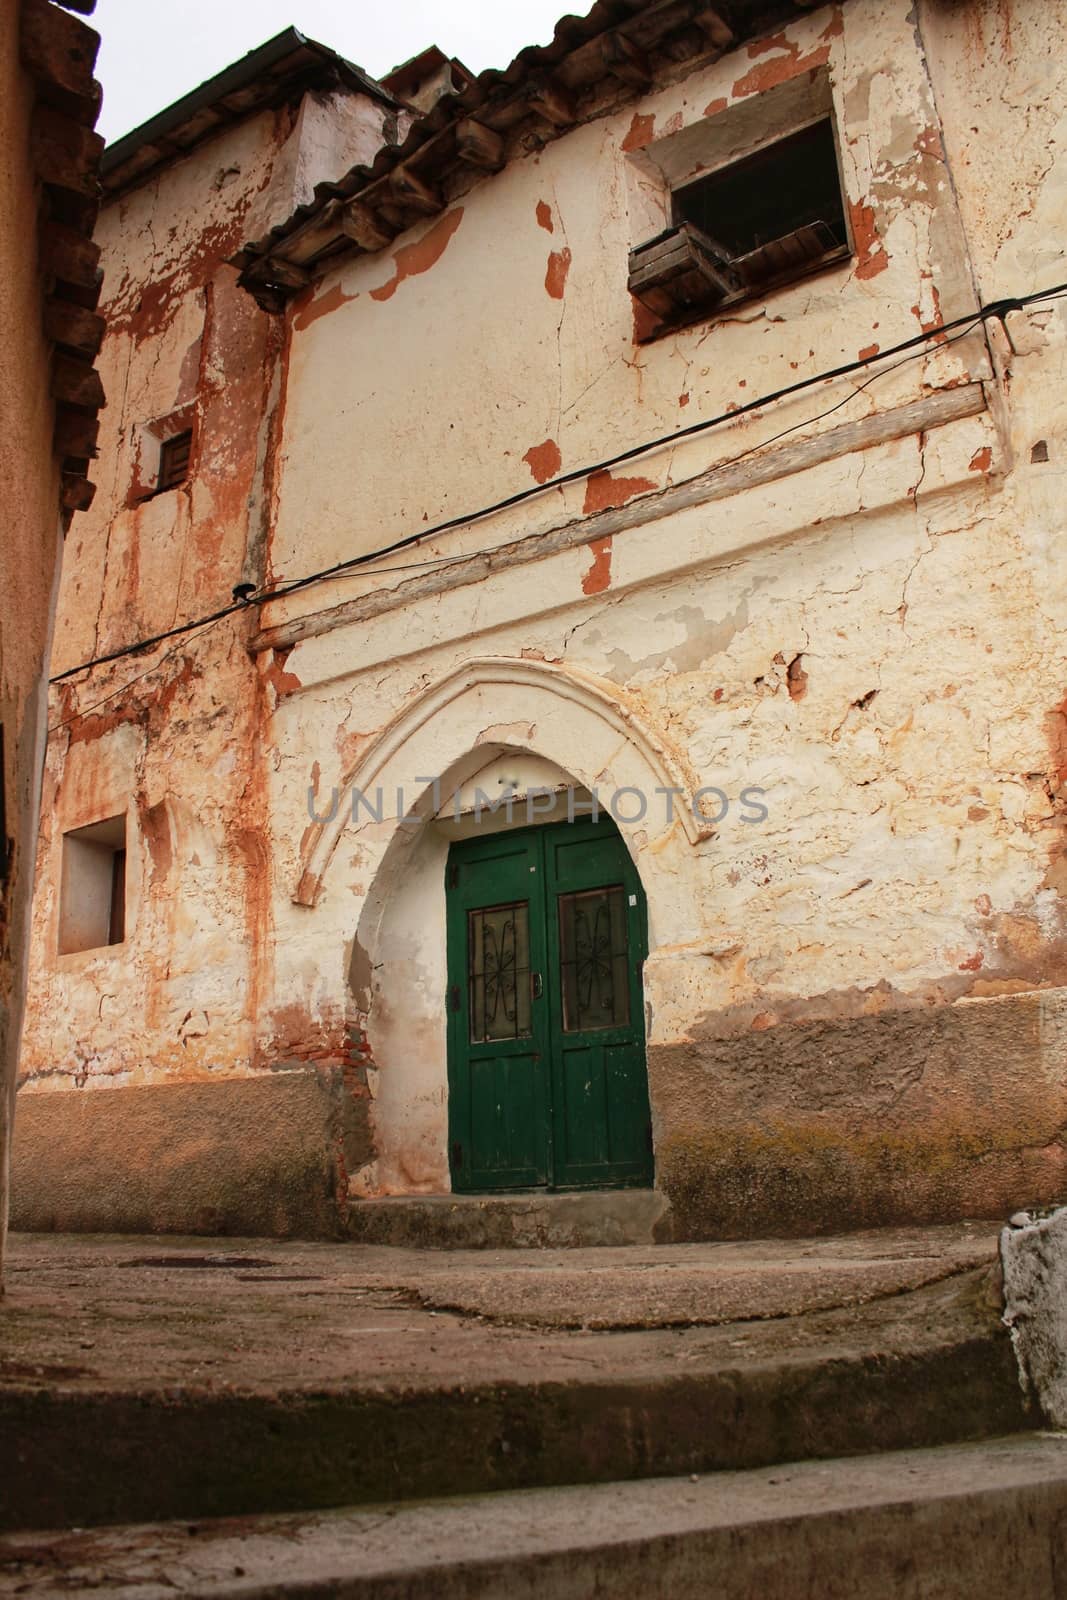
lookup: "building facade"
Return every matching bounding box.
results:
[15,0,1067,1241]
[1,0,103,1279]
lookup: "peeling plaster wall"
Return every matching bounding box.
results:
[0,0,65,1276]
[16,84,394,1237]
[17,0,1067,1239]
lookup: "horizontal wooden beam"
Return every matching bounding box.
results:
[43,296,105,357]
[599,32,652,89]
[31,105,104,197]
[388,165,441,214]
[21,0,101,121]
[527,77,576,128]
[51,352,104,408]
[54,407,100,459]
[340,200,395,253]
[60,471,96,513]
[252,384,989,656]
[39,218,101,287]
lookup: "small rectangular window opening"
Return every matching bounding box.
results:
[629,119,849,330]
[58,813,127,955]
[158,430,193,492]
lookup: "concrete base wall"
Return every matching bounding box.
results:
[10,1072,371,1239]
[653,988,1067,1240]
[12,989,1067,1243]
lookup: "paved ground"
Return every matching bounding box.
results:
[1,1222,1000,1391]
[0,1223,1026,1538]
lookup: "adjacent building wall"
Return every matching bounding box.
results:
[16,0,1067,1239]
[0,0,64,1275]
[0,0,106,1278]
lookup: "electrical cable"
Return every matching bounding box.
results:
[48,279,1067,700]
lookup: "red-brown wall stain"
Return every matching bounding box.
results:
[858,343,879,361]
[786,654,808,700]
[976,894,993,917]
[370,208,465,303]
[63,655,199,748]
[732,38,831,99]
[621,112,656,152]
[631,295,663,342]
[958,950,984,971]
[1045,692,1067,790]
[581,536,613,595]
[914,126,943,159]
[968,445,993,473]
[293,280,359,332]
[536,200,554,233]
[703,97,728,119]
[523,438,562,483]
[679,392,690,407]
[848,199,889,280]
[911,281,945,339]
[583,468,656,515]
[139,800,173,885]
[545,246,572,300]
[262,646,302,698]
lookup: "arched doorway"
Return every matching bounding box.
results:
[446,813,652,1192]
[292,656,707,1197]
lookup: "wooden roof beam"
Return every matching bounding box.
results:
[528,77,577,128]
[340,200,396,253]
[455,119,505,172]
[599,32,652,89]
[388,164,441,215]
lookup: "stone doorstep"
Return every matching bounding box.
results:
[4,1434,1067,1599]
[344,1188,672,1248]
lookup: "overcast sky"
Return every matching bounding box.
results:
[94,0,573,143]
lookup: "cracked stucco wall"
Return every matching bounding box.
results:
[16,0,1067,1238]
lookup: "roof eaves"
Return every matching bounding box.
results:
[101,27,401,196]
[236,0,813,309]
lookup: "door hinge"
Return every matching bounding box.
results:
[448,862,459,887]
[452,1140,464,1169]
[449,984,462,1012]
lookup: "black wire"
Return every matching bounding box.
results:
[49,280,1067,694]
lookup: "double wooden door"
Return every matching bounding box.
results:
[446,817,653,1192]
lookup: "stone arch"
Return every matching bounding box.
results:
[296,655,709,919]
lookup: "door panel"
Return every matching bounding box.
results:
[447,817,652,1192]
[447,830,550,1191]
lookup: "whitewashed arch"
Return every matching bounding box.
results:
[294,654,710,911]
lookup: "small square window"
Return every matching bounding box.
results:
[158,430,193,492]
[629,118,849,333]
[58,813,127,955]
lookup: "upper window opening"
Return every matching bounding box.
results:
[629,118,849,334]
[58,813,127,956]
[158,430,193,492]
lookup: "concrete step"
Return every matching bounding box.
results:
[3,1434,1067,1597]
[344,1188,671,1248]
[0,1227,1029,1535]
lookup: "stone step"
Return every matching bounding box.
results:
[344,1188,671,1248]
[4,1434,1067,1597]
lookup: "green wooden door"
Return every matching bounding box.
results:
[446,817,652,1192]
